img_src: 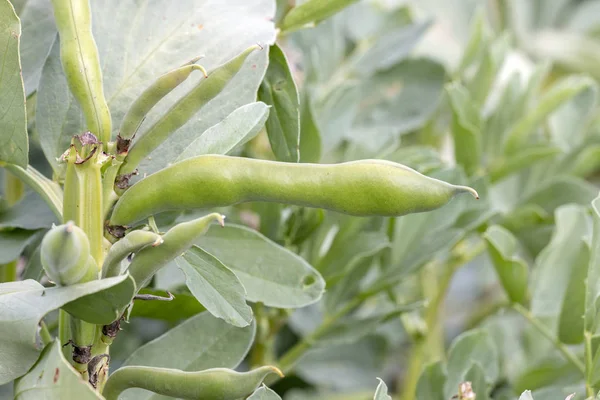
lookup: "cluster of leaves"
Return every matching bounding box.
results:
[3,0,600,399]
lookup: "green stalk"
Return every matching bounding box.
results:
[0,171,25,282]
[585,331,595,397]
[512,303,585,374]
[39,321,53,346]
[58,309,72,360]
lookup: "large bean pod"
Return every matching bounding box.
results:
[102,365,282,400]
[126,213,224,289]
[119,45,260,174]
[110,155,478,226]
[51,0,112,144]
[117,61,207,152]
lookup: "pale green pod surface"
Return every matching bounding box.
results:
[120,45,261,174]
[102,365,283,400]
[41,221,93,286]
[110,155,479,227]
[126,213,225,289]
[102,230,163,278]
[118,62,207,144]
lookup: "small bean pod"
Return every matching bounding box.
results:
[101,230,163,278]
[110,155,478,227]
[117,60,207,153]
[119,45,261,175]
[41,221,96,286]
[51,0,112,144]
[125,213,224,289]
[102,365,283,400]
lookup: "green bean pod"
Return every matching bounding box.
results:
[41,221,96,286]
[102,365,282,400]
[102,230,163,278]
[126,213,225,289]
[51,0,112,144]
[110,155,479,227]
[119,45,261,175]
[117,60,207,152]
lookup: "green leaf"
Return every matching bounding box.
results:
[585,195,600,333]
[503,75,595,154]
[248,385,282,400]
[373,378,392,400]
[280,0,359,33]
[416,362,446,400]
[0,276,132,384]
[483,225,529,305]
[447,82,481,176]
[531,205,590,342]
[175,102,269,161]
[197,224,325,308]
[521,176,598,214]
[176,246,252,327]
[456,8,487,74]
[37,1,276,174]
[295,336,387,391]
[13,341,100,399]
[128,289,205,322]
[488,145,561,183]
[0,191,58,230]
[258,44,300,162]
[463,363,489,400]
[62,274,136,325]
[17,0,56,95]
[443,329,499,399]
[0,228,38,264]
[299,93,321,163]
[121,311,255,400]
[0,0,28,167]
[348,21,431,77]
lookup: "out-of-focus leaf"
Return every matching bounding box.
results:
[0,0,28,167]
[348,21,431,77]
[299,93,322,163]
[0,229,38,264]
[447,82,481,176]
[13,341,100,399]
[259,44,300,162]
[483,225,529,305]
[456,8,487,74]
[17,0,56,95]
[176,246,252,327]
[503,75,595,153]
[128,289,205,322]
[531,205,590,342]
[295,336,387,391]
[175,102,269,161]
[248,385,282,400]
[443,329,499,399]
[488,145,561,183]
[586,195,600,333]
[384,145,443,173]
[373,378,391,400]
[0,277,131,384]
[121,311,255,400]
[416,361,446,400]
[565,144,600,177]
[0,191,58,230]
[549,82,597,151]
[521,176,597,214]
[197,224,325,308]
[463,363,489,400]
[280,0,359,33]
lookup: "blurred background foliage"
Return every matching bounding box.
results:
[5,0,600,399]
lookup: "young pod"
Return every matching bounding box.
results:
[119,45,261,175]
[102,365,283,400]
[117,61,207,152]
[125,213,224,289]
[102,230,163,278]
[110,155,479,227]
[50,0,112,144]
[41,221,95,286]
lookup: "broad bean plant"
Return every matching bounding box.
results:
[1,1,600,400]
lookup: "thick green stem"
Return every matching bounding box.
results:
[39,321,53,346]
[0,172,24,282]
[585,331,595,397]
[58,310,71,360]
[512,303,585,374]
